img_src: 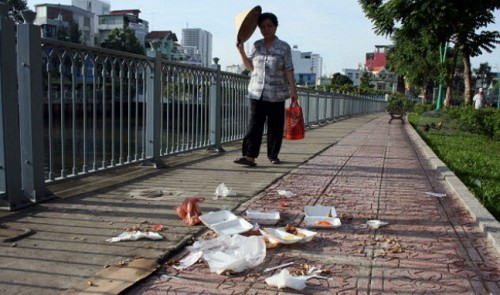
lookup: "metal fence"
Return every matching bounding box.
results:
[0,7,387,210]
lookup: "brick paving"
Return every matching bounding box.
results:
[125,115,500,294]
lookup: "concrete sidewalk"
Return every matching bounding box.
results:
[126,114,500,294]
[0,113,498,294]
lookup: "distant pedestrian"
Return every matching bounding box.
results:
[473,88,485,109]
[234,12,298,167]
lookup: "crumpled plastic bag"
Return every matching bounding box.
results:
[106,231,163,243]
[176,197,205,225]
[188,234,266,274]
[213,183,236,200]
[265,267,328,290]
[278,190,296,198]
[265,269,307,290]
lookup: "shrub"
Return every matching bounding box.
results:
[386,94,415,112]
[443,107,500,139]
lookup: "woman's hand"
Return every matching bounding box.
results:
[291,96,298,103]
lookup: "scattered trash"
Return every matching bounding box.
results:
[213,183,237,200]
[473,179,482,187]
[278,190,296,198]
[148,224,165,231]
[263,262,295,273]
[424,191,446,198]
[188,235,266,274]
[305,217,341,228]
[106,231,163,243]
[173,251,203,270]
[304,205,341,228]
[278,202,289,207]
[265,269,307,290]
[199,210,253,235]
[265,267,328,291]
[246,210,280,225]
[176,197,205,225]
[260,225,317,245]
[367,220,389,229]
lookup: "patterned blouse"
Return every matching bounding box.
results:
[247,37,294,102]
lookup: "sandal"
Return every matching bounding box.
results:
[234,157,256,167]
[269,158,281,164]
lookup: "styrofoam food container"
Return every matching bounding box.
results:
[304,216,341,228]
[246,210,280,225]
[199,210,253,235]
[304,205,337,218]
[210,218,254,235]
[260,227,317,244]
[200,210,237,226]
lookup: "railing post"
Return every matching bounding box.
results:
[17,9,52,203]
[209,57,224,152]
[145,42,163,167]
[0,1,26,210]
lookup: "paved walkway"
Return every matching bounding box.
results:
[0,113,499,294]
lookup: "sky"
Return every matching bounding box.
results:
[26,0,500,76]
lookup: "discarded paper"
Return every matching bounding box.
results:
[367,220,389,229]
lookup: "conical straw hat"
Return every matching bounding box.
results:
[235,5,262,45]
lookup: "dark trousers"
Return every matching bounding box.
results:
[242,99,285,160]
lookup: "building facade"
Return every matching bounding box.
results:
[365,45,398,93]
[98,9,149,46]
[145,31,181,60]
[291,46,323,85]
[34,3,95,46]
[181,28,213,67]
[71,0,110,45]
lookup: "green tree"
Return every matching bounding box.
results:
[474,62,493,89]
[330,73,353,86]
[6,0,27,23]
[360,71,372,89]
[359,0,500,106]
[101,28,145,55]
[386,30,439,103]
[56,23,81,43]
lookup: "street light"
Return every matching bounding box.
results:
[496,65,500,109]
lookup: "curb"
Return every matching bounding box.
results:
[405,123,500,255]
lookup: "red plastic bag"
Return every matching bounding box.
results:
[285,101,305,140]
[176,197,205,225]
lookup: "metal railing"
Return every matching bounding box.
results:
[0,7,387,210]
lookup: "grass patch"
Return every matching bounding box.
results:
[408,111,500,221]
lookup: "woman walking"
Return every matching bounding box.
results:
[234,12,298,167]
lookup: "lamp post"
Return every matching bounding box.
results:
[497,65,500,109]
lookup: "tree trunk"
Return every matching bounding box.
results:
[445,86,453,106]
[463,56,472,105]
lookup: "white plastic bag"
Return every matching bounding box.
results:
[106,231,163,243]
[188,234,266,274]
[265,269,307,290]
[265,267,328,290]
[213,183,236,200]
